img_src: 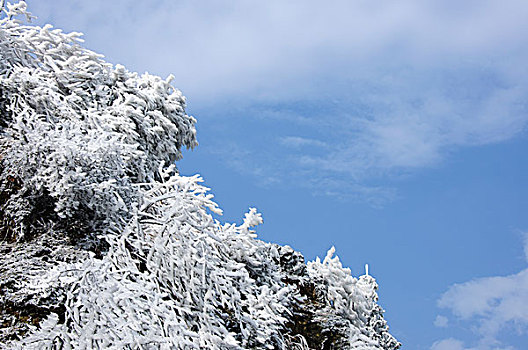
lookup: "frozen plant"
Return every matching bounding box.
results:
[0,1,197,242]
[0,2,400,349]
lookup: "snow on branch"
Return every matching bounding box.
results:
[0,2,197,239]
[0,2,400,349]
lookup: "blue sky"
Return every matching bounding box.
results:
[29,1,528,348]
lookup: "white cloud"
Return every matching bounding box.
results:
[431,338,466,350]
[29,0,528,201]
[280,136,327,149]
[438,270,528,321]
[434,234,528,349]
[434,315,449,328]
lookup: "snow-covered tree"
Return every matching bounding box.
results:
[0,1,197,245]
[0,2,400,349]
[307,248,400,349]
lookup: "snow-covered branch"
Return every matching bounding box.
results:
[0,2,399,349]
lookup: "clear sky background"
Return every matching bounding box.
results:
[28,1,528,349]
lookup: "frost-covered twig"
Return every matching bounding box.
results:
[0,2,400,349]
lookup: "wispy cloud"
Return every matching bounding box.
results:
[280,136,327,149]
[434,315,449,328]
[431,338,466,350]
[30,0,528,202]
[433,233,528,349]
